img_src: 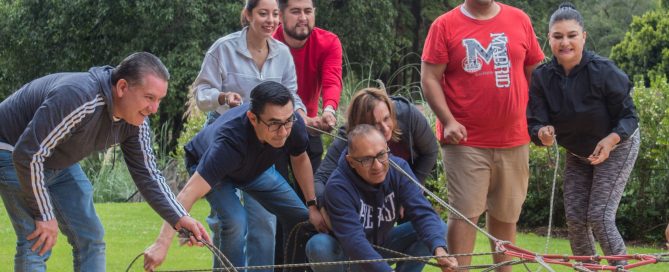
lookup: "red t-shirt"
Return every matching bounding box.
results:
[274,26,343,117]
[422,3,544,148]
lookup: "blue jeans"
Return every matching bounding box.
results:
[0,150,105,272]
[206,190,277,271]
[305,223,432,272]
[203,166,308,271]
[203,111,278,270]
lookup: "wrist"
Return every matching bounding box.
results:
[607,133,621,144]
[308,205,320,213]
[434,246,448,255]
[306,198,318,208]
[156,236,172,246]
[323,106,336,115]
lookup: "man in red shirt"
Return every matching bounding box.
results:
[272,0,343,267]
[274,0,343,176]
[420,0,544,270]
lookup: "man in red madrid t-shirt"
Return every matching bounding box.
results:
[273,0,343,176]
[421,0,544,270]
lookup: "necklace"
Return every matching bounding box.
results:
[250,46,265,53]
[248,40,267,54]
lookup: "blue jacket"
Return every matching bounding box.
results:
[0,66,187,225]
[324,151,446,271]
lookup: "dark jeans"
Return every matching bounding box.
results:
[274,134,323,270]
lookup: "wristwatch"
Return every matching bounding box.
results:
[306,198,318,208]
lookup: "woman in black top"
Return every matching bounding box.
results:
[527,3,640,266]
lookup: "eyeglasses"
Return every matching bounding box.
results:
[257,114,297,132]
[351,148,390,168]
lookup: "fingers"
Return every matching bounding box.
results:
[538,126,556,146]
[198,222,212,244]
[176,216,211,246]
[321,112,337,130]
[26,228,39,241]
[444,123,467,144]
[226,93,243,107]
[29,231,55,256]
[438,256,458,272]
[28,231,45,253]
[448,131,464,144]
[459,126,468,142]
[29,220,58,256]
[143,253,156,272]
[316,221,329,233]
[143,244,166,271]
[588,145,610,165]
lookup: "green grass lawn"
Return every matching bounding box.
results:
[1,201,667,271]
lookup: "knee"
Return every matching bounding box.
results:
[74,222,105,250]
[306,234,340,261]
[587,218,613,231]
[247,211,276,233]
[15,243,49,270]
[219,212,247,237]
[566,219,589,234]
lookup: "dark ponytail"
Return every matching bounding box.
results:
[549,2,584,30]
[240,0,261,27]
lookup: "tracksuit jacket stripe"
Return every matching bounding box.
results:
[30,95,105,221]
[138,121,188,217]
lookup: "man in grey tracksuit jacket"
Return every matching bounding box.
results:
[0,52,208,271]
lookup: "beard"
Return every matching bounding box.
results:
[285,25,312,41]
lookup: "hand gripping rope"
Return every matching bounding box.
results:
[125,126,667,271]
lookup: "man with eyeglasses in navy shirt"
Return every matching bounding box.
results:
[143,81,327,271]
[304,124,457,272]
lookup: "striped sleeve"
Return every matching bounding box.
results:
[13,94,105,221]
[121,120,188,226]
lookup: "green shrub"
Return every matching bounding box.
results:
[617,75,669,241]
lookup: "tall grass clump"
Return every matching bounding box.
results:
[82,121,180,202]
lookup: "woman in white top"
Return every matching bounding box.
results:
[192,0,304,270]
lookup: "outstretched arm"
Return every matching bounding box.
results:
[291,152,328,232]
[143,172,212,271]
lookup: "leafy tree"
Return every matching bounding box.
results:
[0,0,242,150]
[315,0,397,74]
[579,0,656,57]
[617,75,669,241]
[611,9,669,84]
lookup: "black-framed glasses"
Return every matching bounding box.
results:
[351,148,390,168]
[257,114,297,132]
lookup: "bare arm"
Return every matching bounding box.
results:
[421,61,453,125]
[291,152,328,232]
[525,62,541,86]
[421,61,467,143]
[144,172,212,271]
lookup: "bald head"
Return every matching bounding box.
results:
[347,124,385,152]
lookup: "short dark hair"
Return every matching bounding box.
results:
[111,52,170,86]
[249,81,294,115]
[278,0,315,11]
[347,124,384,152]
[549,2,584,30]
